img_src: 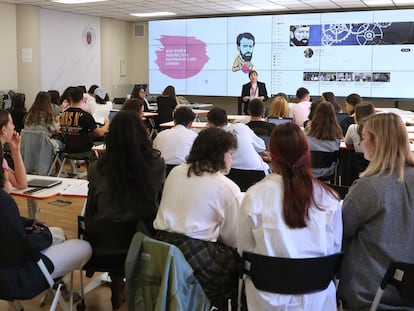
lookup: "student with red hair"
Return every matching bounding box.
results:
[237,122,342,310]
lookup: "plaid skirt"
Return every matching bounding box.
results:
[155,230,242,310]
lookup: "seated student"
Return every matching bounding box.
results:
[60,86,92,113]
[345,102,375,153]
[338,113,414,310]
[153,127,243,310]
[238,122,342,310]
[8,93,26,133]
[155,85,180,127]
[305,102,342,179]
[321,91,342,113]
[121,98,145,119]
[153,106,197,165]
[24,91,64,153]
[0,109,27,191]
[207,107,269,171]
[85,111,165,308]
[267,93,289,119]
[0,143,92,298]
[131,85,153,112]
[340,93,362,136]
[246,98,275,137]
[60,87,109,152]
[289,87,312,127]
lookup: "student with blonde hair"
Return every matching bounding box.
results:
[267,95,289,119]
[338,113,414,310]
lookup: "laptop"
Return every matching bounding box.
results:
[112,97,126,105]
[27,178,62,188]
[267,117,293,125]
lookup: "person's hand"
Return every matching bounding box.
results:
[243,96,250,102]
[260,151,272,162]
[9,131,21,152]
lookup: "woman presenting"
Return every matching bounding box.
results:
[241,70,268,114]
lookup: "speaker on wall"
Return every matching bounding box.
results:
[134,24,145,38]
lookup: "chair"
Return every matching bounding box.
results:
[370,261,414,311]
[0,236,74,311]
[237,251,344,311]
[20,130,61,176]
[165,164,178,177]
[324,183,350,200]
[310,150,339,183]
[155,96,175,129]
[77,216,137,310]
[124,231,211,311]
[57,134,96,178]
[226,168,267,192]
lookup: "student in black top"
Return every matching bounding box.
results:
[155,85,179,128]
[8,93,26,133]
[246,98,274,136]
[60,87,108,152]
[340,93,362,136]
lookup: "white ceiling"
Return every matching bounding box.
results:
[1,0,413,21]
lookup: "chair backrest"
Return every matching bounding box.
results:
[64,133,93,154]
[165,164,178,177]
[336,112,349,125]
[20,130,55,175]
[226,168,267,192]
[78,216,137,255]
[242,251,343,294]
[370,261,414,311]
[310,151,339,169]
[324,183,350,200]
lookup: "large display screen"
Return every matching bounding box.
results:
[148,9,414,99]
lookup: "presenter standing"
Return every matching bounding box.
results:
[241,70,268,115]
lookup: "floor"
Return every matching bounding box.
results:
[0,189,128,311]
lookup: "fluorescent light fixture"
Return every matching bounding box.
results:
[236,6,261,11]
[130,12,176,17]
[51,0,106,3]
[262,5,286,10]
[393,0,414,3]
[363,0,393,5]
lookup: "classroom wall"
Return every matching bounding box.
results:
[0,3,18,92]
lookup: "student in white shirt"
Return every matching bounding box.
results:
[154,127,243,309]
[289,87,312,127]
[153,107,197,165]
[207,107,269,171]
[238,122,342,311]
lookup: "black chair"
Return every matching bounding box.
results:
[57,134,96,178]
[237,251,343,311]
[226,168,267,192]
[324,183,350,200]
[0,236,74,311]
[369,261,414,311]
[165,164,178,177]
[77,216,137,310]
[310,150,339,183]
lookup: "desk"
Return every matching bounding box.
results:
[159,121,208,129]
[11,175,88,219]
[144,112,158,117]
[180,103,213,109]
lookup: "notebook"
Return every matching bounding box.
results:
[267,117,293,125]
[27,178,62,188]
